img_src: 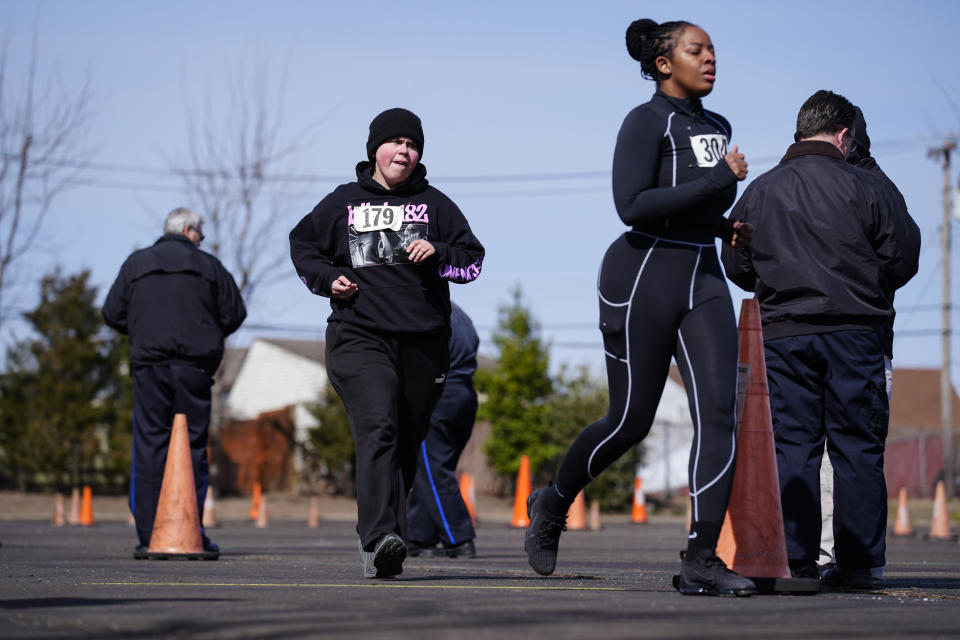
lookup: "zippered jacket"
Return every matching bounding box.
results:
[613,90,739,244]
[290,161,484,335]
[102,234,246,375]
[722,140,920,346]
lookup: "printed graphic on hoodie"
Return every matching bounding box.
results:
[348,202,429,268]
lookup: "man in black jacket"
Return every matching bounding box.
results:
[722,90,920,590]
[103,207,246,558]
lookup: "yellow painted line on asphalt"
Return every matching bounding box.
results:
[86,581,627,592]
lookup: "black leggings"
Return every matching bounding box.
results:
[552,232,739,545]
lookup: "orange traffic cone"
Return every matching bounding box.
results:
[249,481,262,521]
[714,299,813,593]
[459,472,477,525]
[68,487,80,525]
[307,497,320,528]
[929,480,953,540]
[892,487,913,536]
[146,414,214,559]
[52,493,66,527]
[78,486,95,526]
[588,500,602,531]
[631,475,648,524]
[202,486,217,528]
[256,495,269,528]
[567,490,587,530]
[511,455,532,528]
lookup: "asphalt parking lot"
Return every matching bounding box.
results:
[2,504,960,639]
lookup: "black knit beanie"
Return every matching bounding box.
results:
[366,108,424,160]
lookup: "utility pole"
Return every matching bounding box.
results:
[929,135,956,498]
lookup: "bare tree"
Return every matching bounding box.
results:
[0,24,94,330]
[171,55,319,307]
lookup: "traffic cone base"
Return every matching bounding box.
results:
[567,491,587,530]
[511,455,532,528]
[145,414,214,560]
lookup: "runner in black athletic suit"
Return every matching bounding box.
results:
[524,19,757,597]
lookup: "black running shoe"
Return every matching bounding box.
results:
[523,487,567,576]
[363,534,405,579]
[677,549,757,597]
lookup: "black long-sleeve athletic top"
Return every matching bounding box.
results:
[612,90,739,244]
[290,161,484,335]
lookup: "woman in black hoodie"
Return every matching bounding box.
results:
[290,108,484,579]
[523,20,756,596]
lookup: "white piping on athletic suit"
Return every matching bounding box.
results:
[679,252,738,524]
[589,240,658,479]
[664,112,677,187]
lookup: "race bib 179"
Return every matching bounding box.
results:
[349,204,404,232]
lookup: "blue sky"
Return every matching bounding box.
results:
[3,0,959,379]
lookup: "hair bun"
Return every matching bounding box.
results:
[626,19,658,61]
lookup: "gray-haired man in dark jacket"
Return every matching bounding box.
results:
[103,207,246,558]
[722,90,920,590]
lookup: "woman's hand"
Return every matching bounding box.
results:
[331,275,358,299]
[724,145,748,181]
[730,221,753,248]
[406,239,436,263]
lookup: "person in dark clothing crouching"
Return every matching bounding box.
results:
[290,108,484,578]
[406,301,480,559]
[102,207,246,559]
[722,90,920,590]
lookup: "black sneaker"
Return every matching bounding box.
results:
[133,544,149,560]
[443,539,476,558]
[523,487,567,576]
[359,534,406,579]
[407,541,442,558]
[677,549,758,597]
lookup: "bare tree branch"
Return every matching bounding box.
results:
[168,52,324,309]
[0,20,94,330]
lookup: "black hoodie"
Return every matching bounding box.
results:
[290,161,484,334]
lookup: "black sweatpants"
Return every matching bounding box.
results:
[131,363,212,547]
[325,321,449,551]
[764,330,889,570]
[407,377,478,546]
[551,232,739,549]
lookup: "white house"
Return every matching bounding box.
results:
[224,338,328,473]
